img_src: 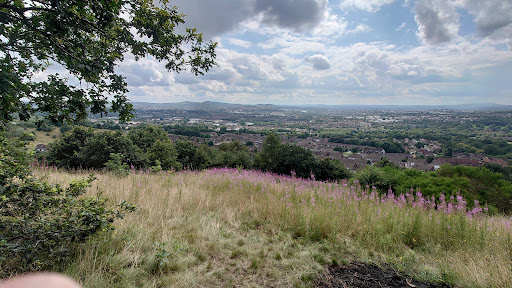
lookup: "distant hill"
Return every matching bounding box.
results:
[287,103,512,112]
[132,101,243,111]
[132,101,512,112]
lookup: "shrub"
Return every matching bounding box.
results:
[0,134,134,277]
[105,153,130,176]
[59,125,73,134]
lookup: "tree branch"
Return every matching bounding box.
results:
[0,10,81,63]
[0,3,52,13]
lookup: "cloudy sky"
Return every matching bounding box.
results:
[122,0,512,105]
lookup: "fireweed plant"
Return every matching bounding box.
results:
[202,168,507,245]
[36,167,512,287]
[193,168,511,286]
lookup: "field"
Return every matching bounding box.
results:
[24,128,61,149]
[37,168,512,287]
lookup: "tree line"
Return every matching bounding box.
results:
[44,126,353,182]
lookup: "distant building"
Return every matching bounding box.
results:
[436,158,481,167]
[482,157,509,167]
[35,144,48,153]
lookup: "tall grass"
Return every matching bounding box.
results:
[37,168,512,287]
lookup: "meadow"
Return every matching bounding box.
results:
[37,167,512,287]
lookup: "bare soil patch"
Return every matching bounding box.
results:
[314,262,451,288]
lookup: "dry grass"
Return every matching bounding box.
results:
[36,168,512,287]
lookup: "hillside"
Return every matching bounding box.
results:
[36,168,512,288]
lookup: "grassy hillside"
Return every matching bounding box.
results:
[37,168,512,287]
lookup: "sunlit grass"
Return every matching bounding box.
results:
[37,168,512,287]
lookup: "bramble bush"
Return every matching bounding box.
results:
[0,133,135,277]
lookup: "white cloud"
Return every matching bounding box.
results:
[258,32,327,55]
[305,54,332,70]
[336,74,366,89]
[347,24,372,34]
[227,38,253,48]
[340,0,397,12]
[117,55,174,87]
[270,54,287,70]
[386,62,421,79]
[312,10,348,37]
[197,80,229,92]
[395,21,406,31]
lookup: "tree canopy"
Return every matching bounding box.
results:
[0,0,216,125]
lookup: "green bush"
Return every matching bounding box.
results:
[0,134,135,277]
[357,166,392,191]
[105,153,130,176]
[19,132,36,142]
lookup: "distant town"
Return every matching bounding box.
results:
[87,101,511,172]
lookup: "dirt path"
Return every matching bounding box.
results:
[314,262,451,288]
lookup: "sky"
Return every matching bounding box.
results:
[55,0,512,105]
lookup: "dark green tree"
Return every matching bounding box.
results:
[272,144,317,179]
[146,139,181,171]
[47,126,96,168]
[374,157,398,169]
[175,140,207,170]
[314,158,353,181]
[78,130,142,169]
[379,141,405,153]
[484,144,501,156]
[255,132,281,171]
[219,126,228,134]
[198,144,223,168]
[218,141,252,168]
[0,0,216,124]
[484,163,512,183]
[334,146,346,153]
[47,127,145,169]
[128,125,169,153]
